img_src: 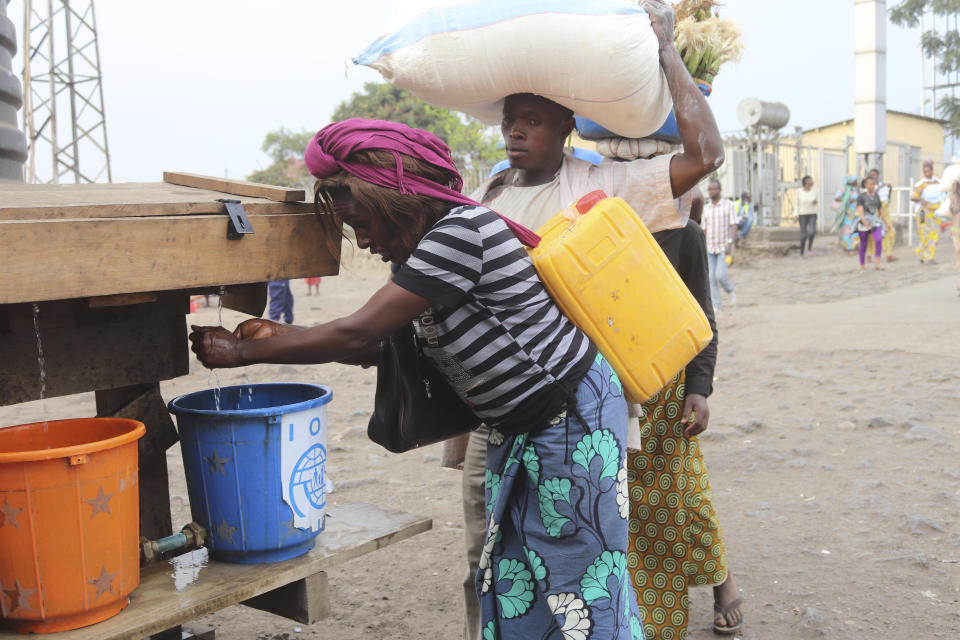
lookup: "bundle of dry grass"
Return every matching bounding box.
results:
[673,0,720,22]
[671,0,743,85]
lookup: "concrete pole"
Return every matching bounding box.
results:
[854,0,887,174]
[0,0,27,182]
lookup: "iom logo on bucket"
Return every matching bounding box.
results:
[289,441,327,516]
[280,411,327,532]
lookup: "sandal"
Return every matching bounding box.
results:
[713,596,744,635]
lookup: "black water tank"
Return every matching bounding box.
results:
[0,0,27,182]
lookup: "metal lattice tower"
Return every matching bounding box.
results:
[21,0,111,184]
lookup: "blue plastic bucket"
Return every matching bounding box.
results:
[168,383,332,564]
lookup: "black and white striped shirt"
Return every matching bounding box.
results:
[393,205,594,431]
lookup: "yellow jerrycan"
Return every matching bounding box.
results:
[528,191,713,403]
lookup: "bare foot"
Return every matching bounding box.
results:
[713,573,743,634]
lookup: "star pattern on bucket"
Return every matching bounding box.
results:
[0,496,22,529]
[216,517,238,544]
[84,486,113,518]
[87,565,117,599]
[1,579,35,614]
[204,450,230,476]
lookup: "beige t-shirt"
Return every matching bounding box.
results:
[797,188,818,216]
[472,150,684,233]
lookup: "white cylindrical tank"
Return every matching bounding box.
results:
[737,98,791,130]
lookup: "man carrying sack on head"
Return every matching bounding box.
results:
[444,1,743,637]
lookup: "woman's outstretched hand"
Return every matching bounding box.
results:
[190,325,244,369]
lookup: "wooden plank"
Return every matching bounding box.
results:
[0,299,189,406]
[0,182,313,220]
[242,571,330,624]
[220,283,268,317]
[0,214,341,304]
[0,504,432,640]
[163,172,305,203]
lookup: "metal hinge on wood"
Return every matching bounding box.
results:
[217,198,254,239]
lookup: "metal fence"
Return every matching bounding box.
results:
[717,135,938,247]
[889,186,918,247]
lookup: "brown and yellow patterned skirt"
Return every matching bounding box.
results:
[627,373,727,640]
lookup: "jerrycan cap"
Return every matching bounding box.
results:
[575,190,608,214]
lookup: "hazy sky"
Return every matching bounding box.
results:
[7,0,927,183]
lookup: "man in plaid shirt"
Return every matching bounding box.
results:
[701,179,738,310]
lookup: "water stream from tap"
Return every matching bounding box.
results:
[31,303,49,431]
[210,289,225,411]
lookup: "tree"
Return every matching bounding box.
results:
[246,126,314,188]
[331,82,502,169]
[891,0,960,137]
[248,83,502,187]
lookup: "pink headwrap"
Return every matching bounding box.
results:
[304,118,539,247]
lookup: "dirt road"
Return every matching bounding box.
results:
[5,243,959,639]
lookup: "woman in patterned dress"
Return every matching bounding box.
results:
[832,176,860,253]
[626,218,742,638]
[190,119,646,639]
[912,159,943,264]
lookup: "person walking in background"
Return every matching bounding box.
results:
[796,175,818,256]
[703,180,738,310]
[833,175,860,253]
[267,280,294,324]
[913,159,943,264]
[856,176,885,272]
[304,277,322,296]
[869,168,897,262]
[732,191,753,245]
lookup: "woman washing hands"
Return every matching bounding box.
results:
[191,118,647,639]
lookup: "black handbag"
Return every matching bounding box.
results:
[367,322,481,453]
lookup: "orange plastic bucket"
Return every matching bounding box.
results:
[0,418,145,633]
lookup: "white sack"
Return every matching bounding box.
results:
[355,0,673,139]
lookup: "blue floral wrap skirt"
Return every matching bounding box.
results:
[478,354,645,640]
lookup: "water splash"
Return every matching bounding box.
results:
[241,373,255,410]
[171,547,209,591]
[31,304,49,431]
[210,370,222,412]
